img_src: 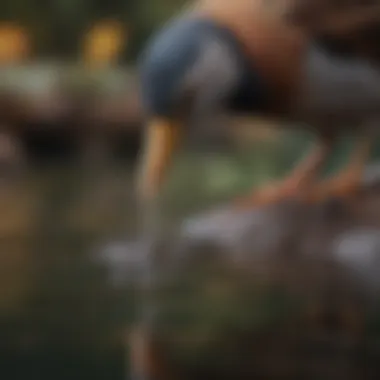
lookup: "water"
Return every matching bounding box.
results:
[0,142,282,379]
[0,163,138,379]
[0,131,370,380]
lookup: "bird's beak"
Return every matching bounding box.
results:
[136,117,181,202]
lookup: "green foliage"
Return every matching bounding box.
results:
[0,0,187,59]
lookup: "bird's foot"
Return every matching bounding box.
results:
[129,327,160,380]
[129,326,177,380]
[311,168,362,203]
[234,177,305,209]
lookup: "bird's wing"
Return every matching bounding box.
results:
[309,2,380,64]
[317,3,380,36]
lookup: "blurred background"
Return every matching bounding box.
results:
[1,1,380,379]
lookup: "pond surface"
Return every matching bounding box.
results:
[0,132,369,380]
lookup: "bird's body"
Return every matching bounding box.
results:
[137,1,380,206]
[140,1,306,119]
[140,16,271,120]
[141,3,380,128]
[194,0,308,114]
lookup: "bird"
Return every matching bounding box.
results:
[131,0,380,380]
[135,0,380,209]
[132,2,380,378]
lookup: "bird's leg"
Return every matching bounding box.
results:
[234,135,334,208]
[312,136,372,202]
[129,326,179,380]
[136,118,181,202]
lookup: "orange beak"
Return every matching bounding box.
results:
[136,118,181,202]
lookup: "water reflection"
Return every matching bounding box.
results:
[1,139,282,379]
[0,162,140,380]
[0,132,368,380]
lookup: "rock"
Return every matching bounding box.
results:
[94,241,147,287]
[332,228,380,294]
[96,162,380,292]
[94,162,380,380]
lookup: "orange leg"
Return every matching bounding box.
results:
[234,135,334,209]
[311,136,371,202]
[129,325,179,380]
